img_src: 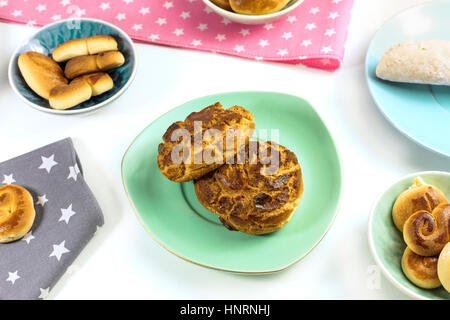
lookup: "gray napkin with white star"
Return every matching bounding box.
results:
[0,138,104,300]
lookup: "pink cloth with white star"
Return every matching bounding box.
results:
[0,0,354,71]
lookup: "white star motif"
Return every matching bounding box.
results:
[329,12,339,19]
[149,34,159,41]
[180,11,190,19]
[39,287,50,299]
[277,49,288,56]
[325,28,336,37]
[258,39,269,47]
[60,0,70,6]
[263,23,273,30]
[302,39,312,47]
[2,174,15,185]
[309,7,319,14]
[305,23,316,30]
[132,24,142,31]
[99,2,110,10]
[282,32,293,40]
[221,18,231,25]
[156,18,167,26]
[197,23,208,31]
[191,39,202,46]
[27,20,37,27]
[6,271,20,285]
[49,241,70,261]
[76,8,86,16]
[215,34,226,41]
[204,6,212,14]
[163,1,173,9]
[173,28,184,36]
[123,0,133,4]
[286,16,297,23]
[332,0,342,3]
[22,231,35,244]
[321,46,333,53]
[51,14,62,21]
[234,45,244,53]
[59,204,76,224]
[0,1,8,8]
[240,29,250,36]
[36,4,47,12]
[36,194,48,206]
[140,7,150,15]
[38,154,58,173]
[11,10,22,17]
[116,13,126,21]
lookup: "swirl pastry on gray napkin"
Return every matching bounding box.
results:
[0,138,104,300]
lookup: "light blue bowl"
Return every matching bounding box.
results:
[8,18,137,114]
[365,0,450,157]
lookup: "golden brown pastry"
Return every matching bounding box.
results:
[401,247,441,289]
[0,185,36,243]
[376,40,450,86]
[52,35,118,62]
[403,204,450,257]
[49,77,92,110]
[437,242,450,293]
[392,177,448,232]
[17,51,68,99]
[64,51,125,79]
[157,102,255,182]
[78,72,114,96]
[210,0,232,10]
[194,141,303,235]
[229,0,290,15]
[49,72,114,110]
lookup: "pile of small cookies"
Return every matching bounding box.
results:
[392,177,450,293]
[18,35,125,110]
[157,102,303,235]
[211,0,292,15]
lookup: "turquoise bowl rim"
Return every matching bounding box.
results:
[367,170,450,300]
[364,0,450,158]
[8,17,137,115]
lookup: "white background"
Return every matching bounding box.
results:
[1,0,449,299]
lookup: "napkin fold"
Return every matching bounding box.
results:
[0,138,104,300]
[0,0,354,71]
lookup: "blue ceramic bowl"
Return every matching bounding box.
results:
[365,1,450,157]
[8,18,137,114]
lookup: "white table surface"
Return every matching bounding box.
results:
[1,0,449,300]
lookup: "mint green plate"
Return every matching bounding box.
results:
[365,0,450,157]
[122,92,342,273]
[368,171,450,300]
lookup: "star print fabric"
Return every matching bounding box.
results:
[0,138,104,300]
[0,0,353,71]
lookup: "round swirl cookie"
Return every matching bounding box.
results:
[194,140,303,235]
[401,247,441,289]
[0,184,36,243]
[157,102,255,182]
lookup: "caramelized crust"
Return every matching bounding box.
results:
[210,0,232,10]
[194,141,303,235]
[0,185,36,243]
[401,247,441,289]
[392,177,448,231]
[157,102,255,182]
[403,204,450,256]
[229,0,290,15]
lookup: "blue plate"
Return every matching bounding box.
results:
[8,18,137,114]
[366,1,450,157]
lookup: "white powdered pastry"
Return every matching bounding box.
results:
[376,39,450,86]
